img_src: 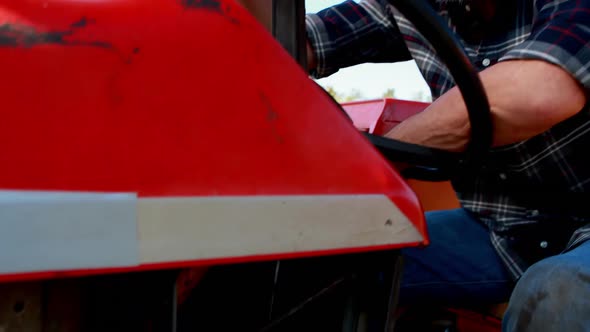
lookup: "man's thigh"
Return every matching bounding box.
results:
[399,208,513,306]
[503,239,590,332]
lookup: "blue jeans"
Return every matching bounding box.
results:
[502,239,590,331]
[399,208,590,331]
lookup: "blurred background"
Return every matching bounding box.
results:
[306,0,431,103]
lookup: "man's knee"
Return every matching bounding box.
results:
[502,257,590,332]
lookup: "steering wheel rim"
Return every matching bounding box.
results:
[360,0,493,181]
[270,0,493,181]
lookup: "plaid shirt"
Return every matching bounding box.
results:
[307,0,590,279]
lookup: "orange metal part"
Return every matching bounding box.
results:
[342,99,460,212]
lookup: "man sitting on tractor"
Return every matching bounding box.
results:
[302,0,590,331]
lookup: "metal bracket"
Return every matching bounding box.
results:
[272,0,307,70]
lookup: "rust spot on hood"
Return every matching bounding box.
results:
[181,0,222,11]
[0,18,112,48]
[180,0,239,24]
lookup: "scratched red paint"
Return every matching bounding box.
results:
[0,0,426,282]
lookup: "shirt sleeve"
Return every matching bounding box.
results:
[499,0,590,91]
[305,0,411,78]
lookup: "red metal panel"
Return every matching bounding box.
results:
[0,0,427,280]
[341,99,387,133]
[342,98,430,135]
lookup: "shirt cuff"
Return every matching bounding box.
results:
[499,40,590,91]
[305,14,339,78]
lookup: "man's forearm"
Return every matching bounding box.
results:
[386,60,587,152]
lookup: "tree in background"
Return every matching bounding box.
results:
[324,86,365,103]
[324,85,431,103]
[324,86,342,102]
[343,89,364,102]
[412,91,433,102]
[382,88,395,99]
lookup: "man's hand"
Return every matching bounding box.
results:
[386,60,587,151]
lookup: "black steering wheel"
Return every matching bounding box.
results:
[272,0,493,182]
[362,0,492,181]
